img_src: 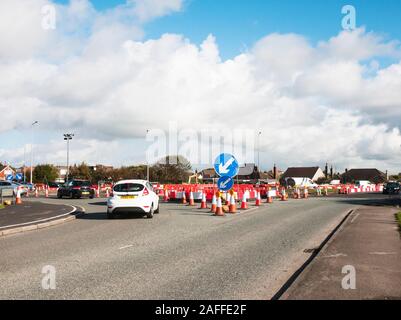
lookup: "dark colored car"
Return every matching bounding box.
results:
[48,182,61,189]
[383,182,400,195]
[57,180,95,199]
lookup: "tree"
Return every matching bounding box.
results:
[33,165,58,183]
[151,155,192,184]
[69,162,92,181]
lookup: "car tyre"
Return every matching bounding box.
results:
[57,192,62,199]
[107,211,114,219]
[154,203,160,214]
[147,205,154,219]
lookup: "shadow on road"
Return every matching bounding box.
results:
[331,194,401,207]
[88,202,108,206]
[77,211,147,220]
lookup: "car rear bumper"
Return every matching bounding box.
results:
[108,207,148,215]
[107,202,152,214]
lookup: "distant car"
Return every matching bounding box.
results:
[0,181,27,196]
[107,180,160,219]
[57,180,95,199]
[383,182,400,195]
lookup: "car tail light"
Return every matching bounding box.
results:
[143,188,149,196]
[73,187,80,190]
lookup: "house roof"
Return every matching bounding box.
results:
[342,169,386,182]
[238,163,256,176]
[282,167,321,179]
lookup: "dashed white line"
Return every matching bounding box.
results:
[119,245,134,250]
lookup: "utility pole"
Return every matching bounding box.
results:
[30,121,39,184]
[64,134,74,183]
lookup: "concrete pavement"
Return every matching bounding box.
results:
[283,205,401,300]
[0,196,356,299]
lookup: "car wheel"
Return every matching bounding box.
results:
[57,192,62,199]
[154,203,160,214]
[147,205,154,219]
[107,211,114,219]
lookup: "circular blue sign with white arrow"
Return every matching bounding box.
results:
[6,175,13,181]
[217,176,234,192]
[214,153,239,178]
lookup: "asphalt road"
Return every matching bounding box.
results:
[0,195,386,300]
[0,202,75,230]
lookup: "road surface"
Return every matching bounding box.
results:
[0,196,370,299]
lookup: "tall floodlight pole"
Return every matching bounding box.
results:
[146,129,150,182]
[30,121,39,184]
[64,134,74,183]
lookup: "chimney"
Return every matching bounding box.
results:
[273,164,277,180]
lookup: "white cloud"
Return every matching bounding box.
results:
[1,1,401,172]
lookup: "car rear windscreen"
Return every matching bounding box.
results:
[114,183,145,193]
[73,181,91,187]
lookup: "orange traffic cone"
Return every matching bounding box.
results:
[188,191,195,206]
[215,197,224,216]
[255,191,261,206]
[240,193,248,210]
[182,191,187,205]
[200,192,208,209]
[210,194,217,213]
[15,187,22,205]
[229,193,237,214]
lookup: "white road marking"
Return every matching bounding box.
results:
[119,245,134,250]
[369,252,397,255]
[324,253,348,258]
[350,212,360,224]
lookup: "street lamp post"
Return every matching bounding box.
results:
[146,129,150,182]
[64,134,74,183]
[30,121,39,184]
[257,131,262,172]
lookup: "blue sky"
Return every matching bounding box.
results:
[54,0,401,60]
[2,0,401,170]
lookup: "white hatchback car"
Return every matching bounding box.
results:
[107,180,160,219]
